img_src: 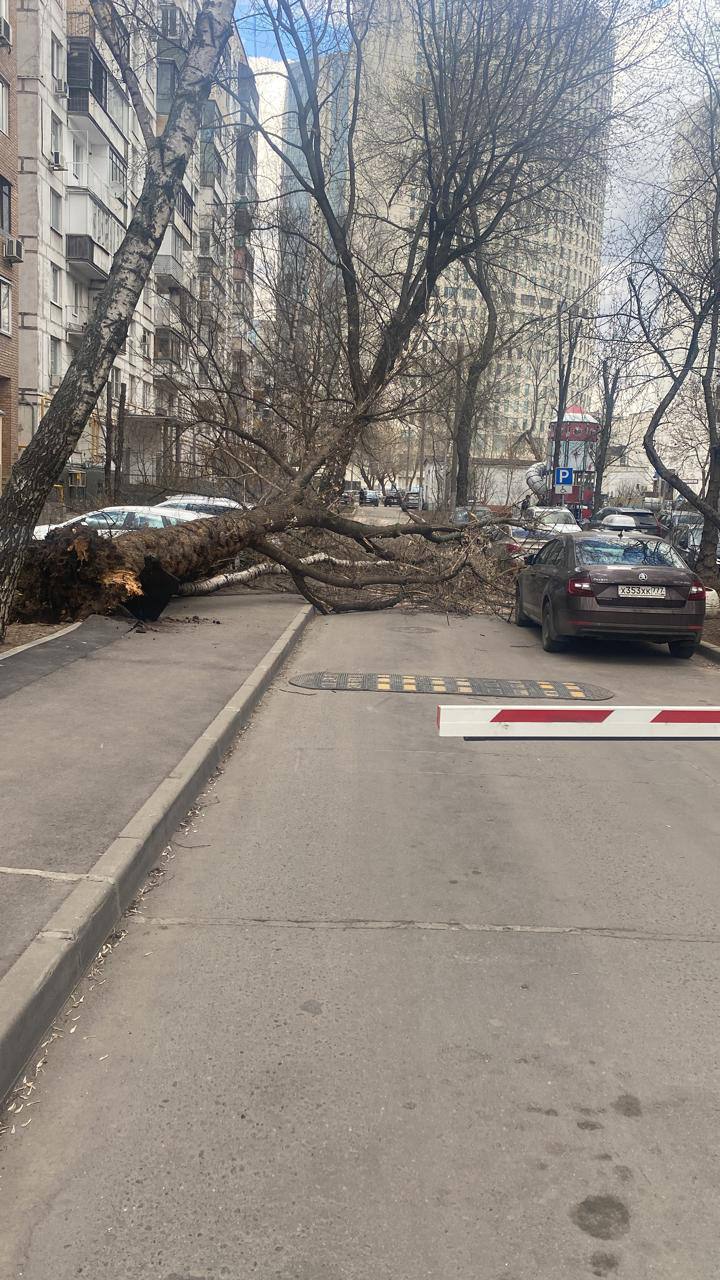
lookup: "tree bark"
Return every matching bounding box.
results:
[113,383,127,502]
[592,360,620,515]
[696,452,720,582]
[455,355,483,506]
[104,384,113,501]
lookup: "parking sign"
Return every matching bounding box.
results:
[554,466,574,493]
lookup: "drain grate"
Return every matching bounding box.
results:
[290,673,613,700]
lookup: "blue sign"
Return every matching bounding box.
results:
[554,467,574,491]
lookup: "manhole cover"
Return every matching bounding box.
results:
[290,673,613,700]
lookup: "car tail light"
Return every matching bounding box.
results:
[689,578,706,599]
[567,576,594,596]
[507,541,522,554]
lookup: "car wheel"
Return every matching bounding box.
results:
[668,637,698,659]
[514,583,532,627]
[541,600,567,652]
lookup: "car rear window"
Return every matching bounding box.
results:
[576,537,686,569]
[535,510,576,526]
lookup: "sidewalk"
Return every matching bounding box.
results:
[0,591,308,990]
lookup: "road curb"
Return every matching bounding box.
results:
[699,640,720,665]
[0,603,313,1106]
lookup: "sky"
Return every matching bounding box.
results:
[236,5,281,60]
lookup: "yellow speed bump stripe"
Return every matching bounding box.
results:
[290,674,613,700]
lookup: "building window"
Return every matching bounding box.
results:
[157,61,177,114]
[50,335,61,377]
[50,113,62,158]
[72,137,83,180]
[110,367,121,399]
[0,277,10,335]
[50,189,62,232]
[109,148,127,198]
[160,5,179,37]
[177,186,193,226]
[0,80,9,135]
[0,177,10,234]
[51,263,62,305]
[51,36,64,82]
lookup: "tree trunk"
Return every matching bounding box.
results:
[455,355,483,507]
[104,385,114,500]
[696,453,720,582]
[0,0,236,640]
[113,383,127,502]
[14,510,269,624]
[592,360,619,515]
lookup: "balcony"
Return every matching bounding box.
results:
[66,234,109,281]
[67,38,130,149]
[232,245,254,287]
[154,254,187,292]
[66,304,92,341]
[199,142,227,197]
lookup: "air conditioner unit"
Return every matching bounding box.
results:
[53,78,69,98]
[4,238,23,263]
[49,372,62,387]
[51,151,66,171]
[0,18,12,46]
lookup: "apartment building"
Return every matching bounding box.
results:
[16,0,256,492]
[0,0,19,490]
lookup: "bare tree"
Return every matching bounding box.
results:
[628,7,720,579]
[550,301,584,501]
[12,0,649,623]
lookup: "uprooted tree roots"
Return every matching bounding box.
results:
[12,509,513,623]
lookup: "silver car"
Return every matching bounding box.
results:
[34,504,208,540]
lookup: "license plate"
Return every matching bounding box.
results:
[617,585,666,599]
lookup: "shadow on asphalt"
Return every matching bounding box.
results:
[517,626,700,667]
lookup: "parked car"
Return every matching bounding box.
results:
[514,531,705,657]
[525,507,581,535]
[586,506,665,534]
[384,489,403,507]
[487,523,548,566]
[156,494,246,516]
[34,504,209,540]
[403,489,424,510]
[674,523,720,572]
[363,489,380,507]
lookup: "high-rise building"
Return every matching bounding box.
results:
[0,0,19,491]
[263,0,609,500]
[15,0,257,495]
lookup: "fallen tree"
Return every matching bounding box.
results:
[12,505,485,622]
[1,0,645,629]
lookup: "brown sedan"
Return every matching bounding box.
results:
[514,531,706,657]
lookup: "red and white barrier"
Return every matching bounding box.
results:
[436,704,720,739]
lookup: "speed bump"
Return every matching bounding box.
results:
[289,673,613,700]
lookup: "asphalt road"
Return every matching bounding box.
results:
[1,611,720,1279]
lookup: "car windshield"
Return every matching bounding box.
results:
[576,537,687,569]
[84,510,125,527]
[133,512,167,527]
[535,510,576,526]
